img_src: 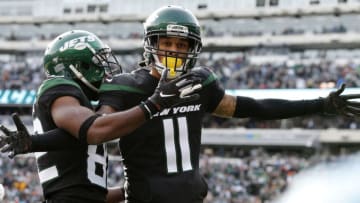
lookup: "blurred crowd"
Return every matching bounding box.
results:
[198,51,360,90]
[201,147,314,203]
[0,146,351,203]
[200,146,352,203]
[202,23,347,38]
[0,155,43,203]
[1,50,360,129]
[0,56,43,90]
[1,50,360,90]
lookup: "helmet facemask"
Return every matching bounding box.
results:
[144,34,201,79]
[144,32,201,80]
[90,46,122,82]
[67,45,121,92]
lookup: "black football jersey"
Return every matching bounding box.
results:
[99,67,224,202]
[33,78,108,202]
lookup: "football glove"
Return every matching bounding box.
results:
[0,113,32,158]
[323,84,360,117]
[148,68,202,110]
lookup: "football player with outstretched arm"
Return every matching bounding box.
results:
[0,29,201,203]
[2,6,360,203]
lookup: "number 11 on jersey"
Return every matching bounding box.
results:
[163,117,192,173]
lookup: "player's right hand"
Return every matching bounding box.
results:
[0,113,32,158]
[148,69,202,110]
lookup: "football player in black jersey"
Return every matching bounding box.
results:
[96,6,360,202]
[2,5,360,203]
[0,29,202,203]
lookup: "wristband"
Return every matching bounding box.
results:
[78,114,101,145]
[139,100,159,119]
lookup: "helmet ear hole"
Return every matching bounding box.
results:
[81,62,90,70]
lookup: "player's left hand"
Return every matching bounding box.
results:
[0,113,32,158]
[323,84,360,117]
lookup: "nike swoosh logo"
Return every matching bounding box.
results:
[160,92,176,97]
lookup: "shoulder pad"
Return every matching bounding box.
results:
[191,66,218,87]
[37,77,81,98]
[100,73,147,94]
[131,67,150,74]
[103,73,132,85]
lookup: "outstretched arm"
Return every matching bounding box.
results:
[213,94,323,119]
[0,69,203,157]
[0,104,120,157]
[213,84,360,120]
[0,114,81,158]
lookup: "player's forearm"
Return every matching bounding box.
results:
[86,106,148,145]
[31,128,80,152]
[106,187,125,203]
[233,96,324,120]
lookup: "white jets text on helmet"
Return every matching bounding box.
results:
[59,35,96,52]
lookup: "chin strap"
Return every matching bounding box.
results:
[69,64,99,93]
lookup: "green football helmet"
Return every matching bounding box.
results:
[43,30,122,92]
[143,5,202,79]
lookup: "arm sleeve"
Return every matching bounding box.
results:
[233,96,324,120]
[30,128,81,152]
